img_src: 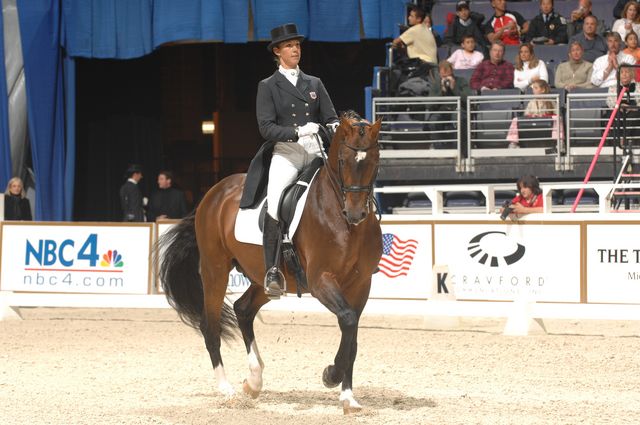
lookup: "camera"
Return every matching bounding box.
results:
[499,200,513,221]
[443,79,451,88]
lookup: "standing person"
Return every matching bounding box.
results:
[591,32,635,88]
[513,43,549,91]
[554,41,594,90]
[119,164,145,222]
[242,23,339,298]
[470,41,515,90]
[146,170,188,222]
[392,5,438,64]
[3,177,32,220]
[483,0,528,46]
[524,0,568,45]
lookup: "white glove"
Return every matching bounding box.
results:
[297,122,319,138]
[297,134,322,155]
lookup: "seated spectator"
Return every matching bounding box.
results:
[615,0,630,19]
[612,1,640,41]
[591,32,635,87]
[392,5,437,64]
[623,31,640,80]
[507,80,561,148]
[483,0,528,46]
[514,43,549,91]
[554,41,594,90]
[569,15,607,63]
[524,0,568,45]
[424,14,443,47]
[606,65,640,108]
[447,35,485,70]
[445,1,487,52]
[567,0,606,38]
[470,41,515,90]
[500,175,544,217]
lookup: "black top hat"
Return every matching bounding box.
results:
[125,164,142,177]
[267,23,304,52]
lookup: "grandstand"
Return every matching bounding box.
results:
[366,0,638,212]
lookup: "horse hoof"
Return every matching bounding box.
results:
[342,400,363,415]
[322,365,341,388]
[242,379,260,399]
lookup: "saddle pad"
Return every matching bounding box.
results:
[234,169,321,246]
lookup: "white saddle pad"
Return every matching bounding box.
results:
[234,169,320,245]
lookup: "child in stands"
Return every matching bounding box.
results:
[623,31,640,81]
[447,34,485,70]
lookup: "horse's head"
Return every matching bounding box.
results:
[327,111,382,226]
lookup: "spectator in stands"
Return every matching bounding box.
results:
[567,0,606,38]
[591,32,635,87]
[612,2,640,41]
[470,41,515,90]
[444,1,487,53]
[513,43,549,91]
[447,35,485,70]
[500,175,544,217]
[615,0,631,19]
[392,5,437,64]
[622,31,640,80]
[524,0,568,45]
[507,80,559,148]
[424,15,443,47]
[606,65,639,108]
[3,176,32,221]
[483,0,528,46]
[146,170,189,222]
[569,15,607,63]
[119,163,145,222]
[554,41,594,90]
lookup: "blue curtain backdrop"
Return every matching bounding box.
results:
[0,7,12,188]
[17,0,66,220]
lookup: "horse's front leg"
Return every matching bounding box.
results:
[313,272,362,413]
[233,283,270,398]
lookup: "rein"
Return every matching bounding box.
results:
[314,122,380,222]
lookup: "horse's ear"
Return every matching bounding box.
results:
[368,118,382,140]
[339,116,352,135]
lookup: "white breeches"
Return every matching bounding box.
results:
[267,141,322,220]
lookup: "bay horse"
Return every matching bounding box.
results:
[158,111,382,414]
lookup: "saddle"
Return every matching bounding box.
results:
[258,156,324,297]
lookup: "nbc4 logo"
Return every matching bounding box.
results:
[25,233,124,268]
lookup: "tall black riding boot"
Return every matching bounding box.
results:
[263,214,285,299]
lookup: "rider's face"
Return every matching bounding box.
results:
[274,39,302,69]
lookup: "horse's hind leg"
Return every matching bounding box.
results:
[233,282,270,398]
[200,259,236,397]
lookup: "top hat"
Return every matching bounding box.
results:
[267,23,305,52]
[456,0,470,11]
[125,164,142,177]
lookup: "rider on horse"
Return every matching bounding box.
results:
[242,23,339,299]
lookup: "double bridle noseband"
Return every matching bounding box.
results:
[316,122,380,220]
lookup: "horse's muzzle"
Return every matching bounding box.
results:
[342,208,367,225]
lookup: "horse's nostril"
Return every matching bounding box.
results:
[342,210,348,217]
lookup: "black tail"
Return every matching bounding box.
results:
[156,213,237,340]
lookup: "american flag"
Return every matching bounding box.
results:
[378,233,418,278]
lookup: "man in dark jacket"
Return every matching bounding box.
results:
[119,164,145,222]
[524,0,568,45]
[147,171,188,222]
[444,1,487,53]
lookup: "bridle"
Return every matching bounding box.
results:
[315,122,380,221]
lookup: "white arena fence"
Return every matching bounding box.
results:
[1,183,640,333]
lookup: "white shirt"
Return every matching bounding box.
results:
[591,52,636,88]
[447,49,485,70]
[127,178,138,185]
[279,65,300,86]
[611,19,640,42]
[513,60,549,91]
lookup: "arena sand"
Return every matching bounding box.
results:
[2,307,640,424]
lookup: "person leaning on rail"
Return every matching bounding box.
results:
[499,175,544,220]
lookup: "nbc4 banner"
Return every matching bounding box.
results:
[370,223,432,299]
[0,222,153,294]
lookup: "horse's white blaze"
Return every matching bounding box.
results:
[246,341,264,391]
[355,151,367,162]
[339,389,362,408]
[214,365,235,397]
